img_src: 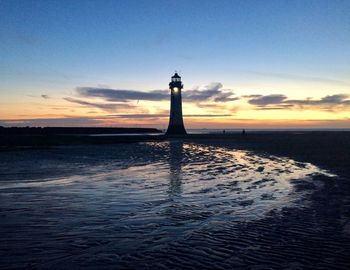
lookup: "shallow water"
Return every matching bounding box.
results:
[0,141,337,268]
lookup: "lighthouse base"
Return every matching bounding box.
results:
[166,124,187,135]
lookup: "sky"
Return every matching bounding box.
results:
[1,0,350,129]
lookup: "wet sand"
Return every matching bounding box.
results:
[1,132,350,269]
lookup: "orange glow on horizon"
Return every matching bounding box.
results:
[1,83,349,129]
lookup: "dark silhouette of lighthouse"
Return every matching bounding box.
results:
[166,73,187,135]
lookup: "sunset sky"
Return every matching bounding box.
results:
[1,0,350,129]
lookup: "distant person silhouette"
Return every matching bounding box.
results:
[242,129,246,136]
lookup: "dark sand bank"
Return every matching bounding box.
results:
[183,132,350,269]
[187,131,350,175]
[0,134,165,150]
[0,127,162,150]
[1,132,350,269]
[0,127,161,135]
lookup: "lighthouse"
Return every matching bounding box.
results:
[166,73,187,135]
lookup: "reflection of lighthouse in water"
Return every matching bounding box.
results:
[168,141,184,196]
[166,73,187,135]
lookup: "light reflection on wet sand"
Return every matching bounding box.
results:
[0,141,336,268]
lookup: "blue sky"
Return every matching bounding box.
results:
[1,0,350,127]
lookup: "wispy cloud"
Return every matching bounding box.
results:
[0,113,231,127]
[109,114,232,119]
[255,105,294,110]
[185,114,232,117]
[247,71,350,86]
[287,94,350,106]
[41,94,50,99]
[64,97,134,112]
[77,87,168,102]
[0,117,105,127]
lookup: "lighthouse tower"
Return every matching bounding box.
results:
[166,73,187,135]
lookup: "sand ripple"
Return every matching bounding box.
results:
[0,141,347,269]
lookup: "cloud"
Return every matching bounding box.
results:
[248,94,287,106]
[41,94,50,99]
[76,83,237,103]
[183,83,237,102]
[245,93,350,111]
[64,97,134,112]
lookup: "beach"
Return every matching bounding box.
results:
[2,0,349,268]
[0,132,350,269]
